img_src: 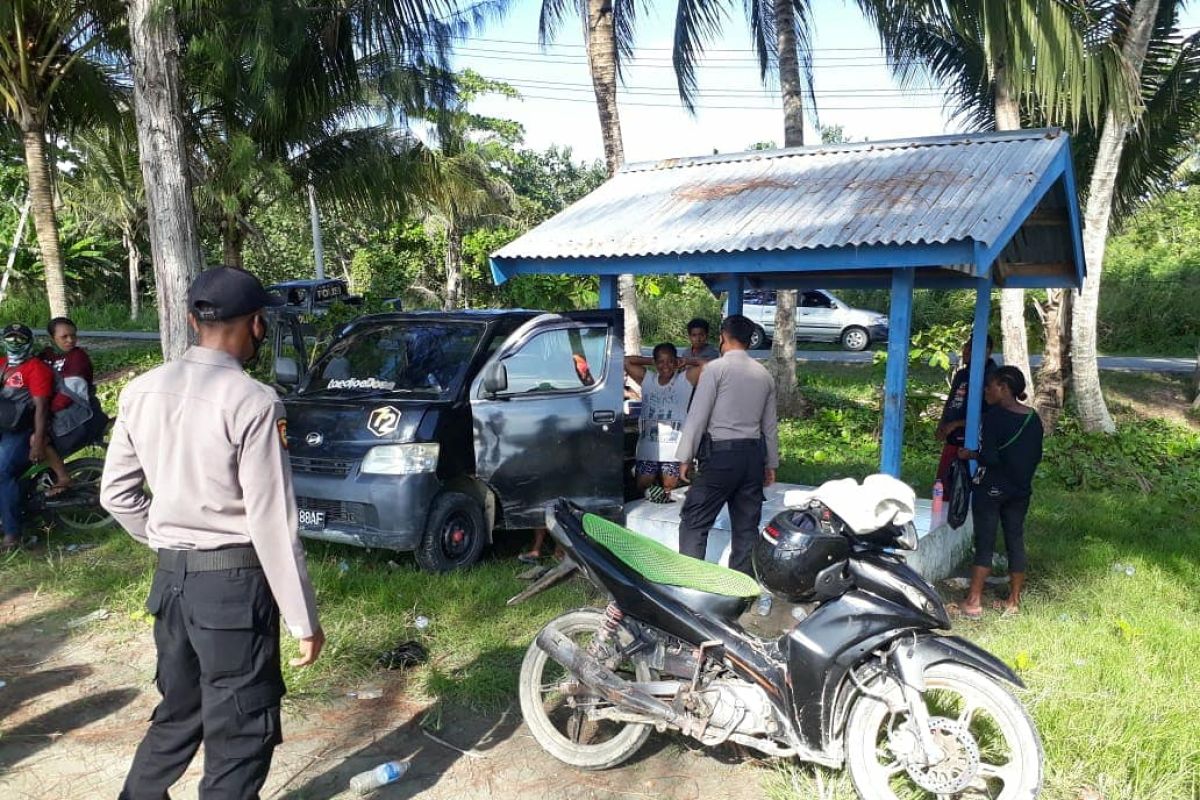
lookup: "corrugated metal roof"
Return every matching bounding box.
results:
[492,129,1068,262]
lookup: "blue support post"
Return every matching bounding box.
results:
[725,276,746,316]
[880,268,916,477]
[964,278,993,464]
[598,275,618,309]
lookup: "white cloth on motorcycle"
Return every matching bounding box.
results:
[50,373,93,438]
[782,474,915,535]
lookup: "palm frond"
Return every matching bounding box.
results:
[672,0,730,111]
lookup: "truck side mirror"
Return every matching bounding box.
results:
[482,362,508,396]
[275,357,300,387]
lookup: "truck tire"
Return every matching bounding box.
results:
[416,491,487,572]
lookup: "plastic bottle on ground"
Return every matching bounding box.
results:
[754,593,773,617]
[350,761,409,795]
[931,480,945,521]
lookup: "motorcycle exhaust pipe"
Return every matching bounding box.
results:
[536,627,686,729]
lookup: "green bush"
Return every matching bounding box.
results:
[637,277,722,348]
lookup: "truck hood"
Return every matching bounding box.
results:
[283,394,442,459]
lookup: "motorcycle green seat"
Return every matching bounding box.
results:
[581,513,761,598]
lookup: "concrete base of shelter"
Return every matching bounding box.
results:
[623,482,973,584]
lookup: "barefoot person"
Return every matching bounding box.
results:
[102,268,323,799]
[955,366,1044,617]
[624,343,702,501]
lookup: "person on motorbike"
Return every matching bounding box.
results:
[0,324,54,551]
[39,317,100,495]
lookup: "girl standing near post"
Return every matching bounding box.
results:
[955,366,1044,618]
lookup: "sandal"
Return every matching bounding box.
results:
[1,534,18,553]
[45,481,72,498]
[993,600,1020,617]
[517,551,542,565]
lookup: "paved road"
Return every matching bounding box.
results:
[81,330,1194,374]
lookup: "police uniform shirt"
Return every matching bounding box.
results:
[101,346,320,639]
[675,349,779,469]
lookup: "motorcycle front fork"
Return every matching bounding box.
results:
[889,642,946,767]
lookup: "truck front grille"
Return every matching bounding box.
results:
[295,497,369,525]
[290,456,355,477]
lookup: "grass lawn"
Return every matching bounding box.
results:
[3,357,1198,798]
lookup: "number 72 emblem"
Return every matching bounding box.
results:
[368,406,401,437]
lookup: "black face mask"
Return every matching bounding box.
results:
[245,316,269,368]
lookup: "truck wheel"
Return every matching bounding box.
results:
[748,324,769,350]
[416,492,487,572]
[841,326,870,351]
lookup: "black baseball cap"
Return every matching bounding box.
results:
[2,323,32,342]
[188,267,284,322]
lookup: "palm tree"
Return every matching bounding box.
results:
[1070,0,1199,433]
[65,116,146,319]
[0,1,121,318]
[182,0,462,269]
[672,0,817,414]
[539,0,642,354]
[419,71,518,309]
[859,0,1126,401]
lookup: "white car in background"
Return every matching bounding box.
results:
[740,289,889,351]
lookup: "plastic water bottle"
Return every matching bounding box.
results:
[754,593,773,616]
[932,480,945,520]
[350,761,408,794]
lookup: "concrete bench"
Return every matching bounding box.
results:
[623,482,972,584]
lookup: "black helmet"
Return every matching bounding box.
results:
[753,504,851,602]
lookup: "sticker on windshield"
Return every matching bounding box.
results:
[327,377,396,391]
[368,406,402,438]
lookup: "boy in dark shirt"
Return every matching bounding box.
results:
[934,335,996,482]
[40,317,98,494]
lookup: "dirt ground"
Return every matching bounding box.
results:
[0,589,768,800]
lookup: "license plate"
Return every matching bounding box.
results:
[298,509,326,530]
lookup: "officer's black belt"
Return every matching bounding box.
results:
[709,438,761,452]
[157,546,260,572]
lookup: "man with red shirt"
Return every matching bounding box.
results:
[1,323,53,550]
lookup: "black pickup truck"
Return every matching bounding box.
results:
[272,303,630,571]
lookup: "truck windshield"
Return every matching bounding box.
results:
[301,321,483,398]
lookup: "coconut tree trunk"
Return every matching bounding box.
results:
[767,0,807,416]
[444,221,463,310]
[221,216,245,269]
[0,195,31,305]
[1033,289,1072,431]
[22,127,69,317]
[1072,0,1161,434]
[129,0,204,361]
[123,228,141,320]
[586,0,639,354]
[993,72,1034,392]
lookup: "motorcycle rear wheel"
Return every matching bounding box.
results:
[518,608,653,770]
[40,458,113,532]
[845,662,1042,799]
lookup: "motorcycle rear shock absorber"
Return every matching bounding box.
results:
[588,602,625,661]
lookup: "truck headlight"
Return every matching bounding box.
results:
[361,443,439,475]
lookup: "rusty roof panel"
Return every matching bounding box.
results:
[492,129,1067,261]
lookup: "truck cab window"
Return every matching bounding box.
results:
[802,291,833,308]
[501,327,608,394]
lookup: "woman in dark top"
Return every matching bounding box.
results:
[955,366,1044,618]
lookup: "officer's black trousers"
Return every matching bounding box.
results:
[121,558,285,800]
[678,440,766,576]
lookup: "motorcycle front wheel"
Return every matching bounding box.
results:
[518,608,653,770]
[845,662,1043,799]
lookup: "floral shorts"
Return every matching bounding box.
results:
[635,460,681,478]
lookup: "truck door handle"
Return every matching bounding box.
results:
[592,410,616,424]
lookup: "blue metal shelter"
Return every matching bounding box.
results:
[489,128,1086,477]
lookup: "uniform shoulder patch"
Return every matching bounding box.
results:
[277,418,289,449]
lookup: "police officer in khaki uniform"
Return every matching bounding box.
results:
[674,314,779,575]
[101,267,323,800]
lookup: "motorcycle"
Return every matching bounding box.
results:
[516,491,1042,799]
[21,428,113,533]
